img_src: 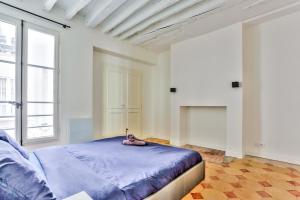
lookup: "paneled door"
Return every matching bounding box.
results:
[105,67,142,138]
[105,68,126,137]
[126,70,142,137]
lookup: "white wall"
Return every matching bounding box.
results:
[171,24,243,158]
[0,0,157,149]
[244,11,300,164]
[150,51,171,140]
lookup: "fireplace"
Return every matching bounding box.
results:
[179,106,227,151]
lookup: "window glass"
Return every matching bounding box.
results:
[0,20,16,62]
[27,29,55,68]
[27,66,54,102]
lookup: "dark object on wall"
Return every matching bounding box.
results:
[232,82,241,88]
[170,88,177,93]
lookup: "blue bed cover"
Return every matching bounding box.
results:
[33,136,202,200]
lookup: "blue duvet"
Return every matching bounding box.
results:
[33,136,202,200]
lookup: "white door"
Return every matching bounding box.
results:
[105,68,126,137]
[104,67,142,138]
[126,70,142,137]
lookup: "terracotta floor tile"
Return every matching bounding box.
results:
[268,178,295,190]
[286,172,300,178]
[235,175,247,180]
[234,188,263,200]
[240,169,250,173]
[217,173,239,183]
[191,183,205,192]
[182,195,194,200]
[209,180,233,192]
[230,182,242,188]
[288,190,300,197]
[222,163,230,168]
[263,168,273,172]
[243,172,266,182]
[224,191,237,198]
[216,169,226,174]
[224,168,244,176]
[257,191,272,198]
[201,189,228,200]
[191,192,204,199]
[201,183,213,189]
[265,187,297,200]
[287,181,300,186]
[259,181,272,187]
[265,163,274,167]
[287,167,298,172]
[209,176,220,181]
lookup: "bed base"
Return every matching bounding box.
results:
[145,161,205,200]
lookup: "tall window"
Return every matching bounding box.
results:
[0,14,59,144]
[23,24,59,143]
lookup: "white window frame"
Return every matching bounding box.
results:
[22,22,60,144]
[0,13,22,143]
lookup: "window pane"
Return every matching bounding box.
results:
[28,103,53,115]
[28,116,53,127]
[27,66,53,102]
[28,29,55,68]
[27,126,53,139]
[0,116,15,129]
[0,102,15,139]
[0,62,15,101]
[0,21,16,62]
[0,103,15,117]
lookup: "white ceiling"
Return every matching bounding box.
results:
[44,0,300,52]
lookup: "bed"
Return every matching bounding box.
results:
[0,132,204,200]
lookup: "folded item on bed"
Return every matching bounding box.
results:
[122,134,147,146]
[122,139,146,146]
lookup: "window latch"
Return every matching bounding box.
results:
[8,101,22,109]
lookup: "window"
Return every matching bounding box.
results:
[23,24,59,143]
[0,14,59,144]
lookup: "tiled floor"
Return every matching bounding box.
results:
[145,138,170,145]
[182,144,225,163]
[182,156,300,200]
[146,138,300,200]
[145,138,225,163]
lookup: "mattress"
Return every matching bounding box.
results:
[33,136,202,200]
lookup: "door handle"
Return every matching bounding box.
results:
[8,101,22,109]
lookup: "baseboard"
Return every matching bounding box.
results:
[185,142,226,152]
[246,151,300,165]
[225,150,243,159]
